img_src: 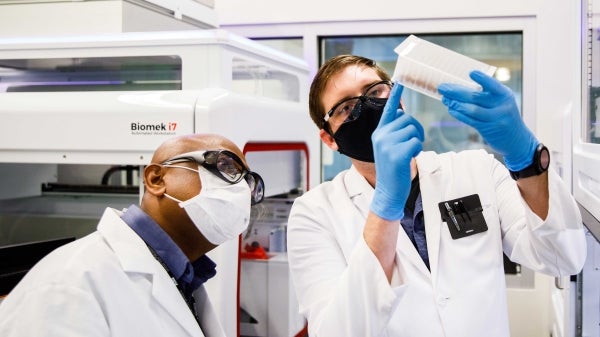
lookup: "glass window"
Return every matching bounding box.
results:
[587,25,600,143]
[0,56,182,92]
[232,56,301,102]
[239,38,304,102]
[321,33,523,181]
[253,38,304,60]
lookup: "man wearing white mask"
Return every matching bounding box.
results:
[0,133,265,337]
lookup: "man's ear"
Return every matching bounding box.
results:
[319,129,338,151]
[144,164,166,196]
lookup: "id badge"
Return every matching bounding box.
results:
[438,194,488,239]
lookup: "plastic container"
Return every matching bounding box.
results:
[268,225,287,252]
[391,35,497,100]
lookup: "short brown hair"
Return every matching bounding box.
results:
[308,55,390,131]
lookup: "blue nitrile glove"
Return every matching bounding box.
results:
[437,70,538,171]
[370,83,425,221]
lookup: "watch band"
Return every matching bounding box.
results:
[509,144,550,180]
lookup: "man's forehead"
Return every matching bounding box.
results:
[153,135,245,163]
[201,140,243,157]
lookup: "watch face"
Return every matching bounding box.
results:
[540,147,550,170]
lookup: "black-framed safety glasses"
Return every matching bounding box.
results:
[323,80,393,130]
[161,150,265,205]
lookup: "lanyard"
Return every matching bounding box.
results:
[146,244,201,327]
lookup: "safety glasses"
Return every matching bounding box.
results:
[161,150,265,205]
[323,80,393,129]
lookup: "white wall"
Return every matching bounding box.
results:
[215,0,540,24]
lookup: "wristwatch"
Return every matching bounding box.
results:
[509,143,550,180]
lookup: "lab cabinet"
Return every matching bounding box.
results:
[576,219,600,337]
[0,29,311,166]
[240,254,304,337]
[578,0,600,232]
[575,1,600,336]
[239,193,306,337]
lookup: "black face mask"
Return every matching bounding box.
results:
[332,97,388,162]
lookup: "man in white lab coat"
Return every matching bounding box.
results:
[0,133,264,337]
[287,55,586,337]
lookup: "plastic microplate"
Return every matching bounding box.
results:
[391,35,497,100]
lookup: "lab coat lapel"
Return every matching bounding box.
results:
[149,268,205,337]
[345,166,431,278]
[98,208,205,337]
[416,151,444,287]
[395,223,432,278]
[195,286,227,337]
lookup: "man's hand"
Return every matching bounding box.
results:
[370,83,424,221]
[438,70,538,171]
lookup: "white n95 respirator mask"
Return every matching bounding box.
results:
[164,166,251,245]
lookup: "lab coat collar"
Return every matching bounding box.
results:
[415,150,442,175]
[97,207,209,337]
[341,166,375,218]
[415,151,444,286]
[342,150,443,199]
[343,165,374,199]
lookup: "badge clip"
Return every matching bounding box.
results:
[438,194,488,239]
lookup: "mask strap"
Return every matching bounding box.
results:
[162,164,199,174]
[163,192,183,204]
[162,165,204,205]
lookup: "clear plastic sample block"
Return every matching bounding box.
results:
[391,35,497,100]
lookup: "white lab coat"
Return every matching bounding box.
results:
[0,207,226,337]
[287,150,586,337]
